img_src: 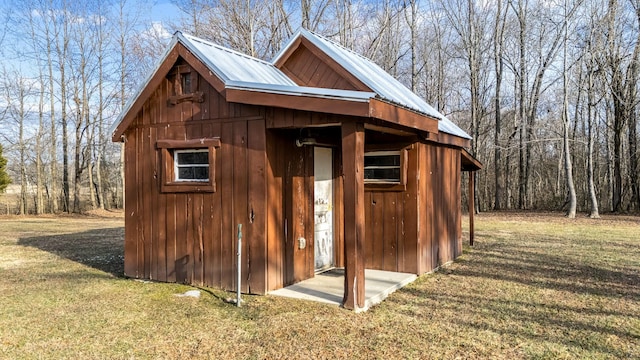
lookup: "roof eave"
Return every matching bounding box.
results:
[271,29,304,66]
[225,81,375,102]
[461,148,483,171]
[110,34,181,141]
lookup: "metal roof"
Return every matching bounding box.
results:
[112,31,471,141]
[225,80,375,101]
[274,29,471,140]
[179,33,296,86]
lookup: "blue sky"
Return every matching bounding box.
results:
[149,0,180,24]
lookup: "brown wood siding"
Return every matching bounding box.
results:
[266,107,354,130]
[265,130,315,290]
[421,144,462,270]
[362,142,463,275]
[122,68,270,294]
[363,145,419,273]
[280,46,361,91]
[122,57,467,296]
[266,131,284,291]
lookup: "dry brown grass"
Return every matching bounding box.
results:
[0,212,638,359]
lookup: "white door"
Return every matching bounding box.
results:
[314,147,334,272]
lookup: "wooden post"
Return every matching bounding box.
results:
[469,171,475,246]
[341,122,365,310]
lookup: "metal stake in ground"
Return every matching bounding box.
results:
[237,224,242,307]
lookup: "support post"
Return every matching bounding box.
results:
[469,172,475,246]
[341,122,365,310]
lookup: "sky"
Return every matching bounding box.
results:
[149,0,180,24]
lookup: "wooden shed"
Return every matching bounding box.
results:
[111,29,482,310]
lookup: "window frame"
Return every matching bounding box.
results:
[156,138,220,193]
[173,148,210,182]
[363,147,408,191]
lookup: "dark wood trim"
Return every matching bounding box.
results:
[167,91,205,106]
[273,37,303,68]
[112,48,181,141]
[129,116,264,130]
[364,123,416,137]
[158,138,220,193]
[156,138,221,149]
[423,131,471,148]
[461,148,483,171]
[369,99,439,134]
[225,88,371,119]
[341,122,365,310]
[112,41,230,141]
[176,43,226,95]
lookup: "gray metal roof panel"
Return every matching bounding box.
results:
[226,80,375,101]
[112,31,471,141]
[179,33,296,86]
[275,29,471,140]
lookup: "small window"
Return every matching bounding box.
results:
[174,149,209,182]
[157,138,220,193]
[181,72,192,94]
[364,150,403,184]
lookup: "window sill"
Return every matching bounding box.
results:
[364,182,406,192]
[160,182,215,193]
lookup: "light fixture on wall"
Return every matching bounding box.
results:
[295,137,336,148]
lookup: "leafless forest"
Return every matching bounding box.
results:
[0,0,638,217]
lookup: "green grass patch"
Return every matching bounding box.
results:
[0,212,638,359]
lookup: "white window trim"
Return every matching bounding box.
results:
[173,149,210,182]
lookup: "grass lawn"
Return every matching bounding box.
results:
[0,212,638,359]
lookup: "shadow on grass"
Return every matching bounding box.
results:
[456,242,640,299]
[18,227,125,277]
[391,233,640,358]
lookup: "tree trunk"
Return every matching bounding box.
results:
[563,83,577,218]
[19,86,27,215]
[627,6,640,210]
[562,1,576,218]
[516,0,527,209]
[36,74,45,214]
[587,65,600,218]
[45,12,58,214]
[493,0,505,210]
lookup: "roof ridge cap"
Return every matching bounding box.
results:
[301,28,373,63]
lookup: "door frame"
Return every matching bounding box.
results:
[313,146,335,273]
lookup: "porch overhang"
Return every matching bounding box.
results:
[461,148,483,171]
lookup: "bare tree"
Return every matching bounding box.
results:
[1,70,35,215]
[561,0,577,218]
[493,0,507,210]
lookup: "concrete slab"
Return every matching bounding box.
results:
[268,268,417,311]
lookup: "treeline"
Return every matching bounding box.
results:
[0,0,638,216]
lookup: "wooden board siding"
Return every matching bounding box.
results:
[420,143,462,270]
[362,142,463,275]
[363,145,419,274]
[278,45,363,91]
[123,65,270,294]
[265,130,315,290]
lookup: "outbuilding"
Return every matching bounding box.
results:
[111,29,482,311]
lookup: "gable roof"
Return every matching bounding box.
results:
[111,30,471,143]
[180,33,296,86]
[110,32,379,139]
[273,29,471,140]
